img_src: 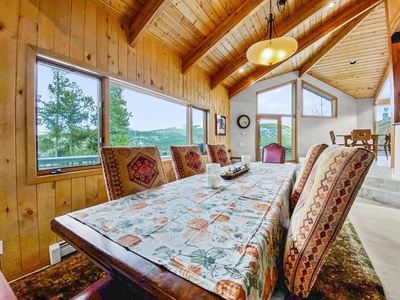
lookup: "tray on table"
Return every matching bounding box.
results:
[220,167,250,180]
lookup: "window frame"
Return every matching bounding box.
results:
[27,46,209,184]
[301,81,337,118]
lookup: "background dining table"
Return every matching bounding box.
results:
[336,133,385,159]
[51,162,296,300]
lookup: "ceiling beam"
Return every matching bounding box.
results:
[299,7,374,77]
[228,0,382,98]
[181,0,266,74]
[129,0,169,48]
[211,0,333,89]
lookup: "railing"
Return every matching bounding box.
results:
[38,155,99,170]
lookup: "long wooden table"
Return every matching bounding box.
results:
[51,162,296,300]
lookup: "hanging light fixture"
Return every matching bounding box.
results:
[246,0,298,66]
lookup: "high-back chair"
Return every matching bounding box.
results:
[350,129,372,149]
[169,145,206,179]
[284,146,374,298]
[100,146,168,200]
[262,143,285,163]
[290,143,329,212]
[377,133,391,159]
[206,144,231,166]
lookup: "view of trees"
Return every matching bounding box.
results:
[37,69,97,158]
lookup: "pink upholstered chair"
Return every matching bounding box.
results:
[169,145,206,179]
[290,143,329,211]
[262,143,285,163]
[100,146,168,200]
[284,146,374,298]
[205,144,231,166]
[0,271,17,300]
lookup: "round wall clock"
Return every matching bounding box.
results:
[237,115,250,129]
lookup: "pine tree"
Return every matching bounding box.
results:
[109,84,132,146]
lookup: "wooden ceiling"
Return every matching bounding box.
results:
[100,0,390,99]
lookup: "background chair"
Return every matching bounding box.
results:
[100,146,168,200]
[350,129,373,150]
[262,143,285,163]
[329,131,344,146]
[169,145,206,179]
[206,144,231,166]
[284,146,374,298]
[377,133,391,159]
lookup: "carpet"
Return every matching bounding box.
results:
[10,215,386,300]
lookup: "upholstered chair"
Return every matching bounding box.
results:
[205,144,231,166]
[100,146,168,200]
[0,271,17,300]
[284,146,374,298]
[262,143,285,163]
[290,143,329,211]
[169,145,206,179]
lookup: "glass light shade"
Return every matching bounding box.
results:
[246,37,298,66]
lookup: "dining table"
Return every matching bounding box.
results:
[51,162,297,300]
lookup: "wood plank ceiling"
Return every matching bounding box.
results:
[101,0,389,100]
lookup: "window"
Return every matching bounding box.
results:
[36,61,101,172]
[29,48,208,182]
[109,83,206,156]
[302,82,337,117]
[257,82,296,161]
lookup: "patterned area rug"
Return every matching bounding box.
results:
[9,219,385,300]
[10,253,106,300]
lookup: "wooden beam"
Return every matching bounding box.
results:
[228,0,382,98]
[182,0,266,74]
[299,7,374,77]
[129,0,169,48]
[211,0,333,89]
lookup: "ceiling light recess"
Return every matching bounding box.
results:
[246,0,298,66]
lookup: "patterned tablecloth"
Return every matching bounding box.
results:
[69,162,296,300]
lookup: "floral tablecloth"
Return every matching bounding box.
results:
[69,162,296,300]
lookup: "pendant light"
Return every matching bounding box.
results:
[246,0,298,66]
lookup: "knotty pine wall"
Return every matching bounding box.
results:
[0,0,230,280]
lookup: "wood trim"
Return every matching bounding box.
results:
[182,0,265,74]
[374,65,390,104]
[301,81,338,118]
[228,0,383,98]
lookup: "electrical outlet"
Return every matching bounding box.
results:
[0,241,3,255]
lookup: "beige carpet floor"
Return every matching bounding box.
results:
[349,201,400,300]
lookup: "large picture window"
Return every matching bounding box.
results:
[302,82,337,117]
[31,53,208,180]
[36,61,101,172]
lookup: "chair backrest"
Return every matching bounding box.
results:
[205,144,231,166]
[0,271,17,300]
[329,131,336,145]
[284,146,374,298]
[290,143,329,211]
[169,145,206,179]
[385,132,391,145]
[100,146,168,200]
[351,129,371,142]
[262,143,285,163]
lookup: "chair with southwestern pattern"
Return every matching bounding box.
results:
[290,143,329,212]
[284,146,374,298]
[206,144,231,166]
[169,145,206,179]
[262,143,285,163]
[100,146,168,201]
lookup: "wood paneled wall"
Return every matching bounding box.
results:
[0,0,229,280]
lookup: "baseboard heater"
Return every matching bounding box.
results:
[49,241,77,265]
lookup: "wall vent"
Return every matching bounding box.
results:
[49,241,77,265]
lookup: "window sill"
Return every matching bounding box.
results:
[28,167,103,185]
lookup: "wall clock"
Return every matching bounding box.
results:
[237,115,250,129]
